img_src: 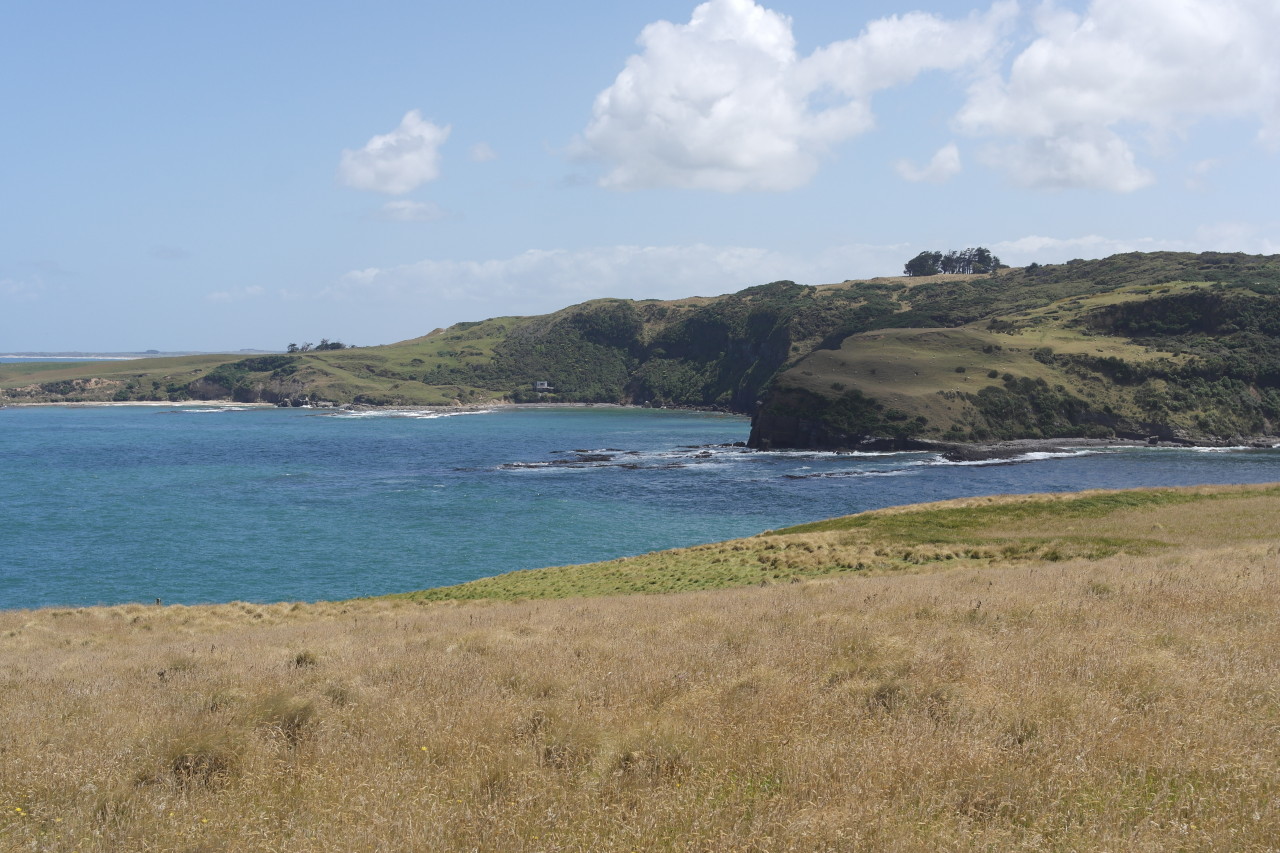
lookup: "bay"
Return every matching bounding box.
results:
[1,403,1277,610]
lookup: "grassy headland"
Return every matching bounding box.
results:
[396,482,1279,601]
[6,250,1280,448]
[2,483,1279,850]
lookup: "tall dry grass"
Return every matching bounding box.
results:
[2,538,1278,850]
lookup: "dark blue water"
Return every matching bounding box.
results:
[2,404,1277,609]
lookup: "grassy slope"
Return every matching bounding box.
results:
[392,482,1280,601]
[0,323,526,406]
[0,354,243,390]
[3,483,1279,851]
[783,280,1206,412]
[762,271,1280,444]
[776,322,1171,438]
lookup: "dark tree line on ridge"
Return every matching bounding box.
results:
[904,247,1004,277]
[286,339,348,353]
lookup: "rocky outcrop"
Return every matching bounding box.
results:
[747,386,930,451]
[747,410,907,451]
[1,377,124,402]
[748,395,1275,453]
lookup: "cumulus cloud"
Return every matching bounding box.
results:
[894,143,962,183]
[339,110,451,194]
[990,233,1187,265]
[991,126,1153,191]
[378,200,446,222]
[956,0,1280,191]
[577,0,1015,191]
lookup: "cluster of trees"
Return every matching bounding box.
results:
[286,339,348,353]
[904,247,1003,277]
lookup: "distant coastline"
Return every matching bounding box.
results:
[3,396,1271,461]
[0,355,142,362]
[1,350,276,361]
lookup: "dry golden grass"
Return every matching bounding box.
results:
[3,488,1280,851]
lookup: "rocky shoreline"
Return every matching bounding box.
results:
[6,399,1276,462]
[908,436,1279,462]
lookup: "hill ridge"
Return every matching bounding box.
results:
[5,250,1280,447]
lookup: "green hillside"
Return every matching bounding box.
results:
[755,253,1280,447]
[5,250,1280,447]
[391,482,1280,601]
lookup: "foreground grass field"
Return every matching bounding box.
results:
[2,484,1279,851]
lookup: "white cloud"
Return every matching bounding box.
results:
[799,4,1015,95]
[333,245,789,306]
[338,110,451,195]
[577,0,1015,191]
[378,200,446,222]
[469,142,497,163]
[1194,222,1280,255]
[328,242,913,321]
[991,126,1153,191]
[894,143,962,183]
[991,233,1185,264]
[956,0,1280,191]
[993,226,1280,264]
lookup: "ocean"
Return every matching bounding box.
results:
[2,403,1278,609]
[0,356,138,362]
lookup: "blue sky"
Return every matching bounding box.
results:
[3,0,1278,352]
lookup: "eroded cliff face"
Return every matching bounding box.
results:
[1,377,125,402]
[186,376,318,405]
[746,409,912,452]
[746,388,1275,452]
[745,385,931,451]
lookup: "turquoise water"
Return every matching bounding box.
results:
[2,404,1278,609]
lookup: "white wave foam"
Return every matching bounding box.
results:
[923,448,1111,467]
[1080,443,1275,455]
[324,408,495,420]
[495,439,1274,480]
[405,409,494,420]
[172,406,256,413]
[746,449,919,460]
